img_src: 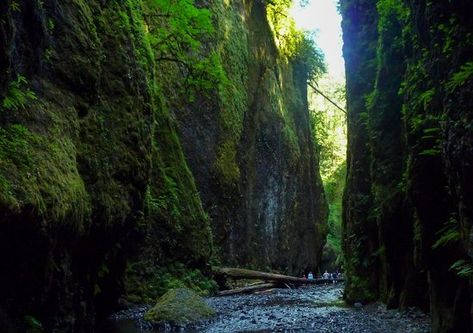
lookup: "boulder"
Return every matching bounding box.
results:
[144,288,215,325]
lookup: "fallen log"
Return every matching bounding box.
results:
[216,267,343,285]
[217,282,278,296]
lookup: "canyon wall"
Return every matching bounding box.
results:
[341,0,473,331]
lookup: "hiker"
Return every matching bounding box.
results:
[323,270,330,279]
[308,271,314,280]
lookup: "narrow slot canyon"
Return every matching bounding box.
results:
[0,0,472,332]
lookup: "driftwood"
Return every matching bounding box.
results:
[217,282,278,296]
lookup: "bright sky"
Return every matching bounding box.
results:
[290,0,345,80]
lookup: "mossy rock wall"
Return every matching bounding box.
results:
[341,0,473,331]
[339,0,379,303]
[0,0,211,331]
[168,0,328,274]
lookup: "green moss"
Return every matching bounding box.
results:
[0,121,90,227]
[126,262,218,303]
[281,122,301,161]
[344,270,377,303]
[211,2,249,185]
[0,174,13,208]
[144,288,215,324]
[98,0,215,302]
[145,102,212,260]
[214,141,240,185]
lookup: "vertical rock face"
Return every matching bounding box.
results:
[340,0,379,303]
[0,0,327,331]
[341,0,473,331]
[170,0,328,273]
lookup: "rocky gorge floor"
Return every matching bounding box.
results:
[99,284,431,333]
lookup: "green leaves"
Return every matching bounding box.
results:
[295,32,327,84]
[1,75,37,112]
[432,217,460,249]
[433,219,473,279]
[419,148,440,156]
[266,0,326,82]
[450,259,473,278]
[10,1,21,12]
[148,0,213,50]
[446,61,473,92]
[376,0,409,33]
[145,0,225,96]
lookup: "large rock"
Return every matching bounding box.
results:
[144,288,215,325]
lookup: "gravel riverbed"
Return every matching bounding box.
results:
[99,284,430,333]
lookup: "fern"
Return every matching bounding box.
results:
[10,1,21,12]
[450,259,473,278]
[423,127,440,134]
[446,61,473,92]
[432,218,460,249]
[419,148,440,156]
[419,88,434,110]
[1,75,37,111]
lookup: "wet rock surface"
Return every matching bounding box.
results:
[99,284,430,333]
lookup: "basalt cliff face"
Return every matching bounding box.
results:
[0,0,326,331]
[172,1,328,273]
[341,0,473,332]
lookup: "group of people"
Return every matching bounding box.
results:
[303,270,343,282]
[322,270,343,281]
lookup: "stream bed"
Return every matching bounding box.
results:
[99,284,431,333]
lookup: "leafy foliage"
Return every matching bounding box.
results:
[310,77,347,264]
[1,75,37,112]
[294,32,327,84]
[10,1,21,12]
[144,0,227,97]
[376,0,409,36]
[324,163,346,264]
[449,259,473,278]
[446,61,473,92]
[432,217,460,249]
[266,0,326,82]
[310,78,346,180]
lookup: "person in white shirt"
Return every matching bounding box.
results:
[323,270,330,279]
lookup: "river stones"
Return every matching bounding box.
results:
[144,288,215,325]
